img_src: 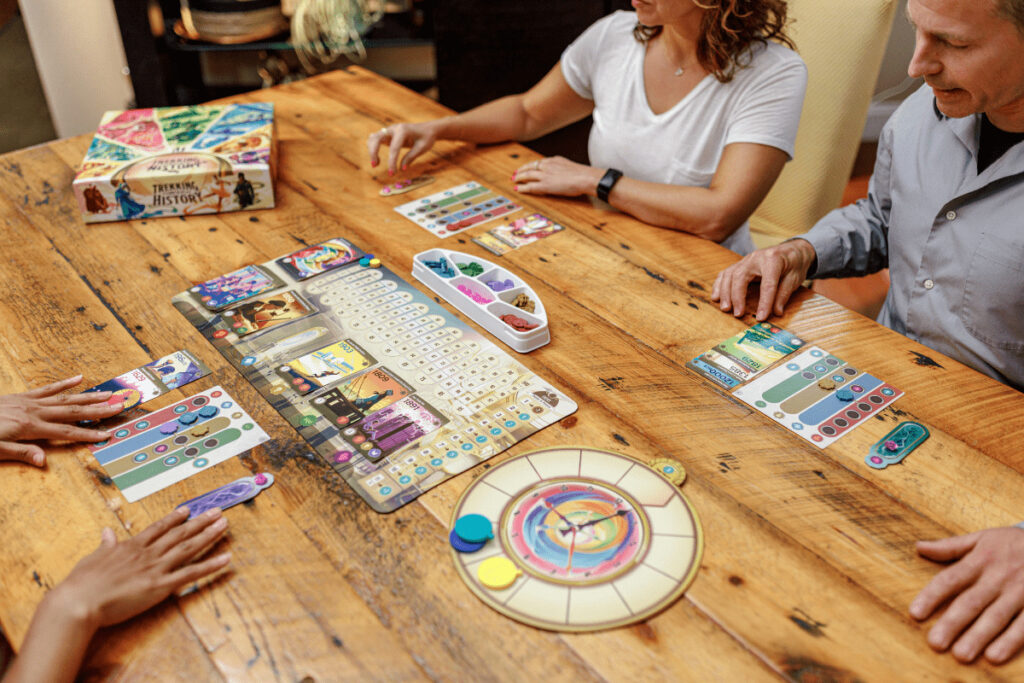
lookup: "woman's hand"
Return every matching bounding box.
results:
[0,375,123,466]
[512,156,605,198]
[367,121,444,175]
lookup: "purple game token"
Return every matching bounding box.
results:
[160,423,179,435]
[449,528,487,553]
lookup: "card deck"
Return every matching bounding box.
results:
[84,350,212,413]
[687,323,804,389]
[485,212,565,249]
[472,232,515,256]
[191,265,284,311]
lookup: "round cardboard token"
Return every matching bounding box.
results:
[477,556,521,590]
[449,528,486,553]
[454,514,493,543]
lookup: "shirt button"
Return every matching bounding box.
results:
[924,279,935,290]
[946,210,957,221]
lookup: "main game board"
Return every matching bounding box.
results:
[450,447,702,632]
[173,238,578,512]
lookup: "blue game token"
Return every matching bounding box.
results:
[836,388,855,402]
[198,405,218,418]
[178,411,198,425]
[241,356,257,366]
[449,528,487,553]
[454,514,493,543]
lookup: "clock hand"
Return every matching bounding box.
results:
[574,509,628,531]
[544,499,575,531]
[565,527,577,571]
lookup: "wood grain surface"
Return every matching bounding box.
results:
[1,67,1022,681]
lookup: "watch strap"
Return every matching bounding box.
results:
[597,168,623,203]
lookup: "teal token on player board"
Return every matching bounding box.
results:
[454,514,493,543]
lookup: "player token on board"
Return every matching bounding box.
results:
[177,472,276,518]
[379,175,435,196]
[454,513,493,543]
[650,458,687,486]
[477,556,521,590]
[449,528,487,553]
[865,421,929,470]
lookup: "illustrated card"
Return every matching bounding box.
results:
[85,368,164,408]
[346,395,448,461]
[713,322,805,374]
[394,181,521,238]
[319,367,411,422]
[88,386,269,502]
[222,291,313,337]
[191,264,284,311]
[145,350,211,390]
[276,238,364,281]
[275,339,376,395]
[486,212,565,249]
[685,354,742,390]
[472,231,515,256]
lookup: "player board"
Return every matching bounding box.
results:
[732,346,903,448]
[172,237,578,513]
[450,446,702,632]
[393,181,522,238]
[88,386,269,502]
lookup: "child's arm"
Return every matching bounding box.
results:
[2,507,230,683]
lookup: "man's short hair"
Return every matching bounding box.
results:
[997,0,1024,32]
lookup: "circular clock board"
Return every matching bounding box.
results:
[450,446,703,632]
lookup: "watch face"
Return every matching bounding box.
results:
[503,479,647,585]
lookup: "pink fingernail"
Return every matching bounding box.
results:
[513,185,518,191]
[371,160,378,167]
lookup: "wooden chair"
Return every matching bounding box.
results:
[749,0,900,247]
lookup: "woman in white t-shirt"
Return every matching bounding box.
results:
[367,1,807,254]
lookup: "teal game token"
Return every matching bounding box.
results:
[866,421,929,469]
[454,514,493,543]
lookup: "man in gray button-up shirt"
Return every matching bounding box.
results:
[712,0,1024,667]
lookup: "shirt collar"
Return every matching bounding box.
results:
[932,96,981,155]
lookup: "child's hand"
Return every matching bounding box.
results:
[0,375,124,466]
[48,507,231,629]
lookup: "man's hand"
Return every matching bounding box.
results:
[0,375,124,466]
[910,527,1024,664]
[512,156,604,198]
[711,239,817,320]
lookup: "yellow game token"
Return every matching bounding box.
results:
[817,378,836,391]
[369,258,381,268]
[477,556,521,590]
[650,458,687,485]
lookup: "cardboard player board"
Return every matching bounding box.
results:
[88,386,269,502]
[172,236,578,513]
[393,181,521,238]
[733,346,903,448]
[449,447,702,632]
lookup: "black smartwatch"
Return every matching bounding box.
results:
[596,168,623,203]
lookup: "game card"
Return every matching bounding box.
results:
[275,339,376,395]
[472,232,515,256]
[713,322,804,373]
[83,350,212,413]
[276,237,364,281]
[310,366,411,426]
[345,395,448,461]
[394,181,521,238]
[485,212,565,249]
[222,291,313,337]
[191,264,284,311]
[685,354,743,390]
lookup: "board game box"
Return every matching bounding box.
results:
[73,103,276,223]
[172,237,578,512]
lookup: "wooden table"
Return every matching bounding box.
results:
[1,67,1023,681]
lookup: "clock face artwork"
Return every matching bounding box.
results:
[450,447,703,632]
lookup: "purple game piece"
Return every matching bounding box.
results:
[160,422,179,435]
[177,473,275,518]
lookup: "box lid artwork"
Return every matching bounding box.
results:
[73,103,277,223]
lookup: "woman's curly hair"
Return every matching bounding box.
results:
[633,1,795,83]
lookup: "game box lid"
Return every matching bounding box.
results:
[72,103,277,223]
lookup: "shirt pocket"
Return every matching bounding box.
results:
[960,233,1024,350]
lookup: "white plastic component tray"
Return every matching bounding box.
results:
[412,248,549,353]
